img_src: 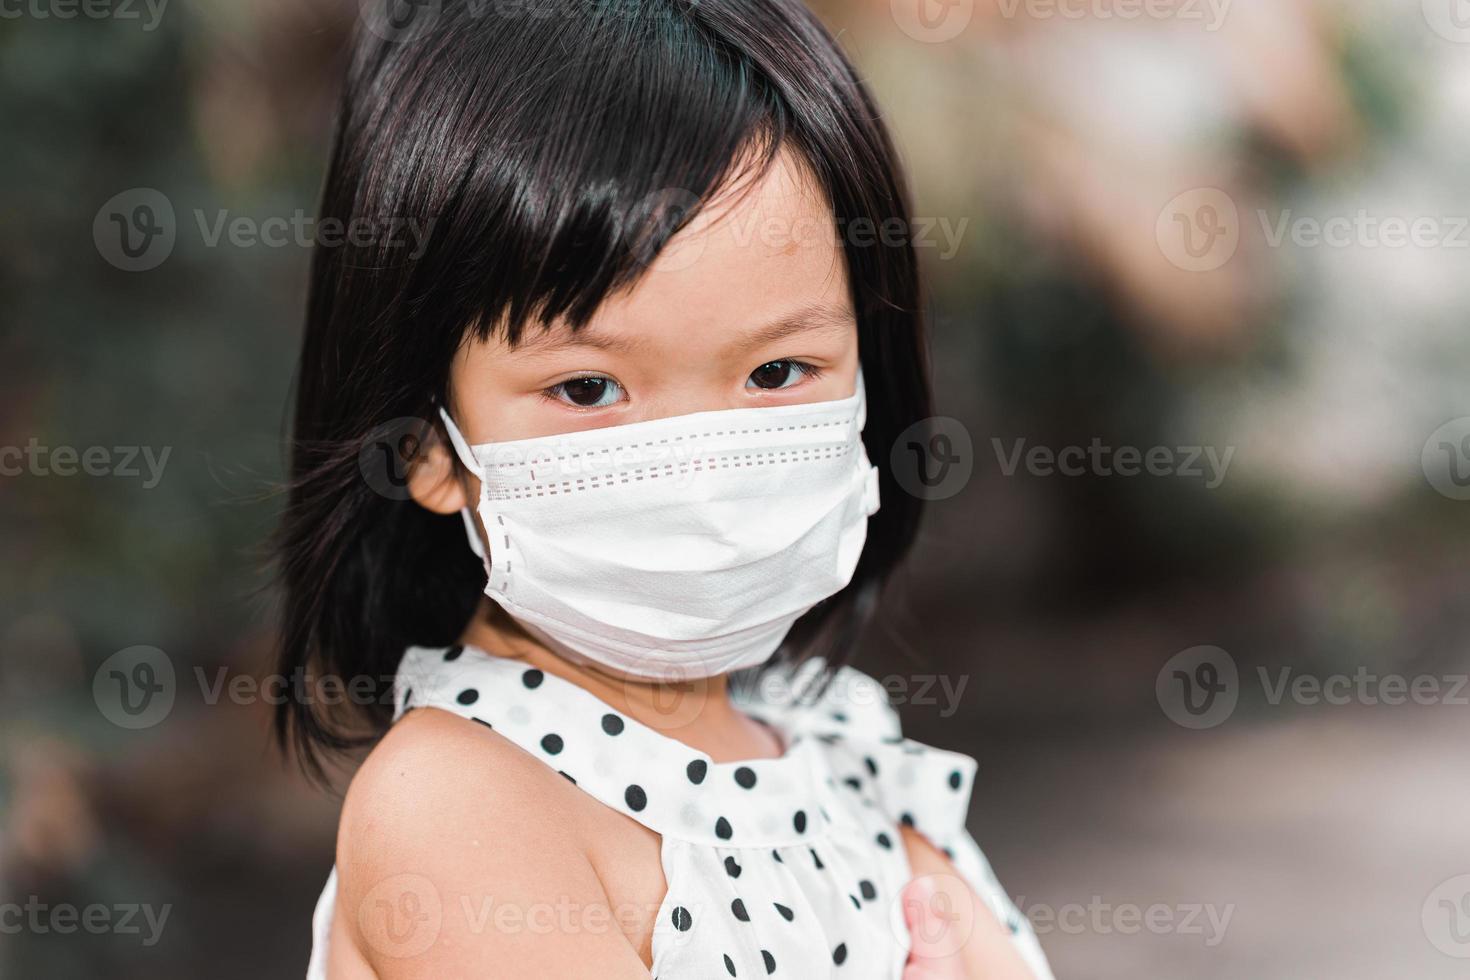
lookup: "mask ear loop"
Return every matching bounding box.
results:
[438,407,490,563]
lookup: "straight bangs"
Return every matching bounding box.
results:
[280,0,930,775]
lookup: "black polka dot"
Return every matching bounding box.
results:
[876,832,892,849]
[671,906,692,932]
[948,769,963,790]
[943,847,956,860]
[833,943,848,965]
[859,880,877,901]
[456,688,479,705]
[715,817,733,840]
[843,776,862,791]
[864,756,878,776]
[724,856,742,878]
[899,812,915,828]
[443,645,464,661]
[522,668,544,689]
[723,954,737,976]
[734,766,757,789]
[731,898,749,922]
[771,849,783,863]
[761,950,775,974]
[602,713,625,736]
[471,717,492,732]
[540,733,564,755]
[849,894,861,910]
[687,759,708,784]
[558,770,575,784]
[403,688,413,705]
[625,784,647,811]
[792,810,807,833]
[774,903,793,922]
[831,711,848,723]
[810,848,825,870]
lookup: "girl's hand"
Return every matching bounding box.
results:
[901,875,973,980]
[899,827,1041,980]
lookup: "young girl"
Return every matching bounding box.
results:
[279,2,1053,977]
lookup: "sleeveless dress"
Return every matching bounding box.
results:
[305,645,1053,979]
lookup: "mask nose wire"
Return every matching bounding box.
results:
[437,406,487,479]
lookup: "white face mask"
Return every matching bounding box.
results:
[438,376,881,681]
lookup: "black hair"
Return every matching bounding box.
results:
[276,0,932,777]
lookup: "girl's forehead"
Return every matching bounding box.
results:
[600,151,851,336]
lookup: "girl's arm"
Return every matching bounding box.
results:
[332,709,652,979]
[901,827,1039,980]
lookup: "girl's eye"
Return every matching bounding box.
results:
[547,376,624,408]
[747,360,816,391]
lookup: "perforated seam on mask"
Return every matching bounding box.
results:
[480,414,859,470]
[487,444,854,501]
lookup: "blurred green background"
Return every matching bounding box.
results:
[3,1,1469,977]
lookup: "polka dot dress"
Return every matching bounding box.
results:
[305,646,1053,980]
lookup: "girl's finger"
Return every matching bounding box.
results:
[901,876,970,980]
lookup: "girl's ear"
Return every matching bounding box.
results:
[408,427,472,516]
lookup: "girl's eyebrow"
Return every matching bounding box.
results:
[511,328,654,358]
[512,303,856,359]
[737,303,856,351]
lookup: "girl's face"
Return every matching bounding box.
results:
[412,148,860,514]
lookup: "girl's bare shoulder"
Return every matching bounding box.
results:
[330,709,651,976]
